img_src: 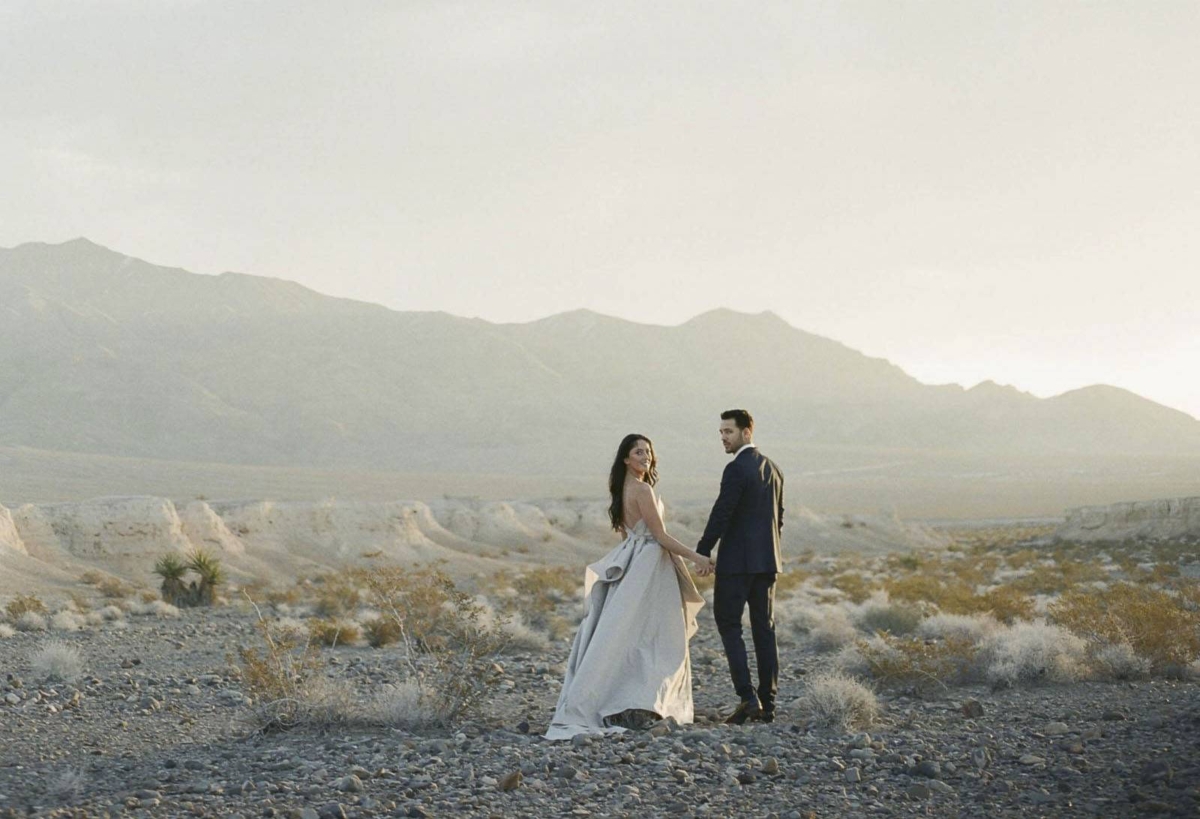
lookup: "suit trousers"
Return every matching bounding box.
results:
[712,572,778,709]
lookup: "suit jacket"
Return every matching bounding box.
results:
[697,447,784,574]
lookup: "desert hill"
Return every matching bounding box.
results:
[3,238,1199,487]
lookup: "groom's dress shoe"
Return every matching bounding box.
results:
[724,700,763,725]
[751,709,775,724]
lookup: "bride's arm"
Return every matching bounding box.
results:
[633,484,712,569]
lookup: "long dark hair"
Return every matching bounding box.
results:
[608,433,658,533]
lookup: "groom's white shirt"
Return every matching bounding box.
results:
[734,443,757,457]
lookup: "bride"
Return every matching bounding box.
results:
[544,433,712,740]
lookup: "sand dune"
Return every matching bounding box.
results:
[0,496,947,601]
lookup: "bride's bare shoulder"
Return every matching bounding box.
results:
[627,481,655,501]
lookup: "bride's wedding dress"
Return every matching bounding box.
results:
[544,500,705,740]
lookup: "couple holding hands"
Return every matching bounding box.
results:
[546,409,785,740]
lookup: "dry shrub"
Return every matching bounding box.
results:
[794,671,879,732]
[831,572,876,604]
[237,609,327,732]
[310,573,364,619]
[1091,641,1152,681]
[884,574,963,608]
[513,566,577,601]
[810,608,858,652]
[362,616,402,648]
[1050,583,1200,671]
[31,640,84,683]
[6,594,48,622]
[354,564,508,724]
[857,600,924,636]
[239,566,509,731]
[66,592,92,614]
[884,575,1033,622]
[1009,562,1106,595]
[774,569,811,597]
[78,570,104,586]
[503,567,580,629]
[96,577,130,599]
[978,620,1088,688]
[50,611,84,632]
[857,635,978,690]
[918,612,1000,643]
[16,612,48,632]
[132,600,181,618]
[308,619,360,647]
[48,769,86,804]
[0,624,15,639]
[973,585,1036,624]
[241,578,303,608]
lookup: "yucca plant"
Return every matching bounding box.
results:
[187,549,225,606]
[153,554,189,605]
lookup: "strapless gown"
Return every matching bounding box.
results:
[544,509,705,740]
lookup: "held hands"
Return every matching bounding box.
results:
[692,553,716,577]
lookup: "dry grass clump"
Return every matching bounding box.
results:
[362,616,402,648]
[237,612,327,732]
[308,619,361,647]
[31,640,84,683]
[831,572,876,604]
[240,578,304,608]
[882,574,1034,622]
[475,596,550,653]
[0,624,15,639]
[240,565,509,731]
[309,572,364,619]
[78,570,105,586]
[810,608,858,652]
[48,769,86,804]
[1050,583,1200,671]
[498,566,580,629]
[16,611,48,632]
[363,680,442,728]
[918,612,1001,643]
[794,671,880,732]
[1008,561,1107,595]
[856,635,978,690]
[130,600,181,618]
[96,577,131,599]
[971,586,1036,624]
[774,568,812,597]
[857,599,924,636]
[978,620,1088,688]
[65,592,92,614]
[355,564,508,723]
[1091,641,1152,681]
[5,594,48,622]
[50,611,84,632]
[513,566,577,601]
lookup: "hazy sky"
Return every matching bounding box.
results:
[3,2,1198,417]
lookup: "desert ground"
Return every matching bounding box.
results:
[2,511,1199,818]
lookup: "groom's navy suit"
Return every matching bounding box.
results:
[697,445,784,712]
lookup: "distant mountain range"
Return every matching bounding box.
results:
[3,238,1199,477]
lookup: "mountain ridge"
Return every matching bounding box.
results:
[2,238,1198,477]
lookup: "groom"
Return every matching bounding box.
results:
[696,409,784,724]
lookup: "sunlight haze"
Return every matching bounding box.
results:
[2,1,1197,417]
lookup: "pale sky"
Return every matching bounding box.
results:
[3,1,1198,417]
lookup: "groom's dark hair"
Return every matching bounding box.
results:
[721,409,754,432]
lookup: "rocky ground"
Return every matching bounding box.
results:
[1,598,1198,819]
